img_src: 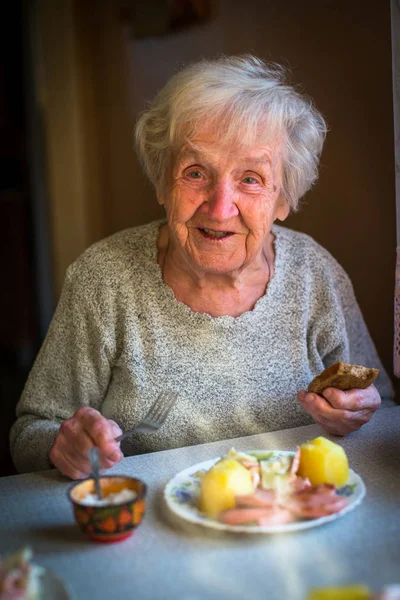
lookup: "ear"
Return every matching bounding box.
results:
[156,187,165,206]
[275,197,290,222]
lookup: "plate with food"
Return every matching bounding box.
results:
[164,436,366,533]
[0,547,70,599]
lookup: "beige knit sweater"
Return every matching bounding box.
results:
[10,221,394,473]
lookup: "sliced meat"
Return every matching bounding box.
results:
[219,506,295,526]
[286,496,348,519]
[284,484,348,519]
[257,508,295,526]
[218,507,280,526]
[290,476,312,492]
[290,483,336,504]
[235,489,276,508]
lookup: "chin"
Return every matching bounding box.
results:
[186,243,248,274]
[192,257,244,274]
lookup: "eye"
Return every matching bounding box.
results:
[242,176,258,184]
[186,169,203,179]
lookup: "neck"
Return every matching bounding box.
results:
[157,225,275,317]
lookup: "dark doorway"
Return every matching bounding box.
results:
[0,1,52,477]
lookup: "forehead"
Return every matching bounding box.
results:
[177,126,284,166]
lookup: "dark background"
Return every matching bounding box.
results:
[1,2,41,477]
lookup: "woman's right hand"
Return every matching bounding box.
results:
[49,407,124,480]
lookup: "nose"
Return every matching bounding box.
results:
[202,180,239,221]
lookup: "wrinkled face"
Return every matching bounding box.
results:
[157,127,289,275]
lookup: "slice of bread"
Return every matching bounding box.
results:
[307,362,379,394]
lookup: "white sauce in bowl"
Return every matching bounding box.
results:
[80,489,137,506]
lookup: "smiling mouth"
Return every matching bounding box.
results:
[199,228,234,239]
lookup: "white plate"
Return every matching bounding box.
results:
[41,568,71,599]
[164,451,366,534]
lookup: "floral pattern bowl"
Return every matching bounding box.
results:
[68,475,147,543]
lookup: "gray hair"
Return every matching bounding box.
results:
[135,55,327,211]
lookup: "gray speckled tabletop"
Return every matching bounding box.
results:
[1,406,399,600]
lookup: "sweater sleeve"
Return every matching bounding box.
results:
[319,264,395,404]
[10,262,116,473]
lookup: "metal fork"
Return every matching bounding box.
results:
[88,391,178,496]
[115,390,179,443]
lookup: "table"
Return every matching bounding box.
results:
[1,406,399,600]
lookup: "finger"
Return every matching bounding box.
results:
[297,393,345,434]
[62,442,122,477]
[76,407,107,440]
[298,392,357,425]
[51,449,89,480]
[92,419,123,464]
[57,417,94,457]
[80,409,118,448]
[297,391,337,426]
[322,385,381,411]
[63,410,123,460]
[52,410,122,476]
[309,400,373,436]
[52,435,94,473]
[298,389,376,436]
[297,390,307,403]
[297,391,330,417]
[69,414,121,465]
[98,448,124,470]
[297,394,347,435]
[108,419,123,439]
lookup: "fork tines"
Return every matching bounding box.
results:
[145,391,178,425]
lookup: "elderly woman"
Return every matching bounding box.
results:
[11,55,394,479]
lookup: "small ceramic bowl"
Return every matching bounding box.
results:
[68,475,147,543]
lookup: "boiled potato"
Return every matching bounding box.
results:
[298,436,349,486]
[198,458,254,517]
[307,584,371,600]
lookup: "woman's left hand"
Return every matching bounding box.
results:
[297,385,381,436]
